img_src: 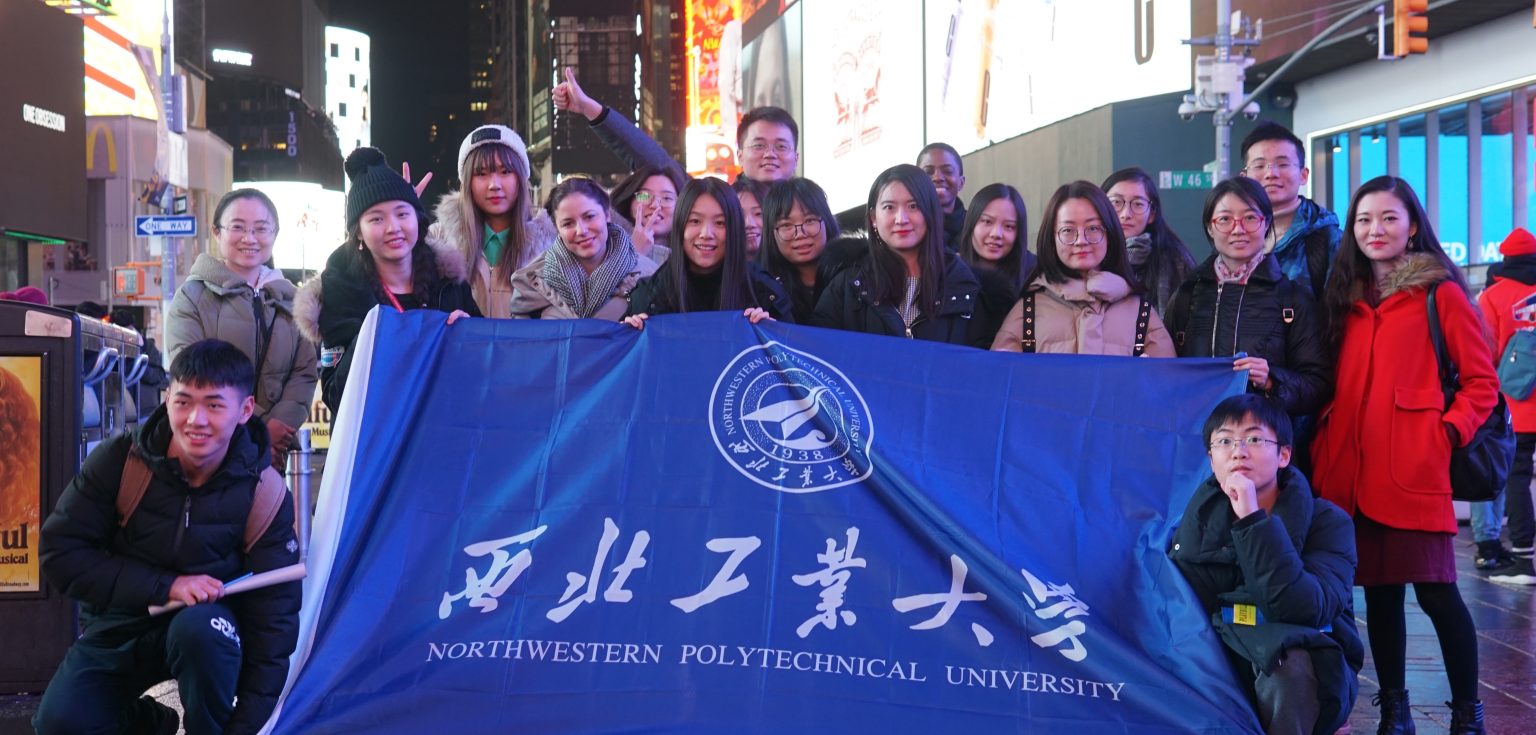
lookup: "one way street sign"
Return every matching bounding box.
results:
[135,215,198,238]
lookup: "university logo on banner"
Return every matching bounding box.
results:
[262,311,1261,734]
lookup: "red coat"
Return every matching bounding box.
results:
[1476,255,1536,431]
[1311,255,1498,534]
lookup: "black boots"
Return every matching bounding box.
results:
[1447,699,1485,735]
[1371,688,1415,735]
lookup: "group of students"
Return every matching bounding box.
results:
[34,72,1534,732]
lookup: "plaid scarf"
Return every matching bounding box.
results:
[543,223,639,319]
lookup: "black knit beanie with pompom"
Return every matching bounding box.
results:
[344,146,424,230]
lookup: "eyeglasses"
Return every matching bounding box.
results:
[1210,214,1266,233]
[774,218,822,239]
[1055,225,1107,246]
[1241,161,1296,176]
[219,224,275,238]
[745,142,795,156]
[1209,436,1282,452]
[1108,197,1150,215]
[633,191,676,207]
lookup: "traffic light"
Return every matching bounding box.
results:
[1393,0,1430,57]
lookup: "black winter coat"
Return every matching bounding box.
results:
[1165,256,1332,418]
[811,247,984,346]
[40,406,301,734]
[298,241,481,415]
[625,261,794,322]
[1169,467,1363,735]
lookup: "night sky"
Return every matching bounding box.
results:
[327,0,466,202]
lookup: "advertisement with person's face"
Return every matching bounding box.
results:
[802,0,924,211]
[924,0,1191,155]
[740,3,803,128]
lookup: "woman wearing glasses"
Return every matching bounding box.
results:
[958,184,1034,345]
[610,164,686,265]
[992,181,1175,356]
[167,188,318,463]
[623,178,791,327]
[1164,177,1330,420]
[508,178,656,321]
[1101,168,1196,315]
[1310,176,1494,734]
[758,178,860,324]
[989,182,1167,357]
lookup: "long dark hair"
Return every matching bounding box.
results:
[1026,181,1139,289]
[959,183,1029,291]
[1320,175,1469,348]
[1101,167,1188,255]
[865,164,948,308]
[760,178,841,292]
[664,178,756,312]
[346,204,442,301]
[461,143,532,292]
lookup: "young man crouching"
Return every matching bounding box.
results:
[1170,394,1362,734]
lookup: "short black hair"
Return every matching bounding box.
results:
[1200,177,1274,245]
[916,142,964,176]
[737,106,799,149]
[1238,121,1306,167]
[1201,394,1293,448]
[169,339,256,398]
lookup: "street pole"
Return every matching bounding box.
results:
[1214,0,1233,179]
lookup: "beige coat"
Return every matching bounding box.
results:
[166,254,319,428]
[508,255,657,321]
[426,189,556,318]
[991,271,1175,357]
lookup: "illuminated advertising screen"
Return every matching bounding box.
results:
[83,3,166,120]
[739,2,802,134]
[0,0,87,242]
[234,181,345,273]
[924,0,1192,155]
[685,0,743,176]
[801,0,924,212]
[0,356,42,594]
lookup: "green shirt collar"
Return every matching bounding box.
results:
[483,223,508,267]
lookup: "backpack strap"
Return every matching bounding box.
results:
[1133,296,1152,357]
[117,449,153,526]
[1425,283,1457,409]
[243,467,289,555]
[1020,292,1037,353]
[118,449,290,555]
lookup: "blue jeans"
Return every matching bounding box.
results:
[1471,493,1506,544]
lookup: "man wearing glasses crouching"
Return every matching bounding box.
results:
[1170,394,1362,734]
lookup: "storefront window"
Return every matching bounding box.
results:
[1329,134,1350,217]
[1361,123,1388,183]
[1480,93,1514,263]
[1398,114,1428,198]
[1526,86,1535,232]
[1437,104,1470,266]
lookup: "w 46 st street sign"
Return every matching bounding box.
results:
[134,215,197,238]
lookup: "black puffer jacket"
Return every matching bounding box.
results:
[811,246,984,346]
[40,406,301,734]
[1169,467,1363,735]
[625,261,794,322]
[294,238,481,415]
[1165,255,1332,417]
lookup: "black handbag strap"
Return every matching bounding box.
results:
[1132,296,1152,357]
[1424,283,1457,409]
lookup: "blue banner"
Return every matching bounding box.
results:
[264,310,1260,734]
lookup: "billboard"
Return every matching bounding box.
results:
[739,2,802,138]
[685,0,743,177]
[233,181,345,273]
[0,357,43,594]
[924,0,1192,156]
[0,0,87,242]
[83,4,166,120]
[801,0,924,211]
